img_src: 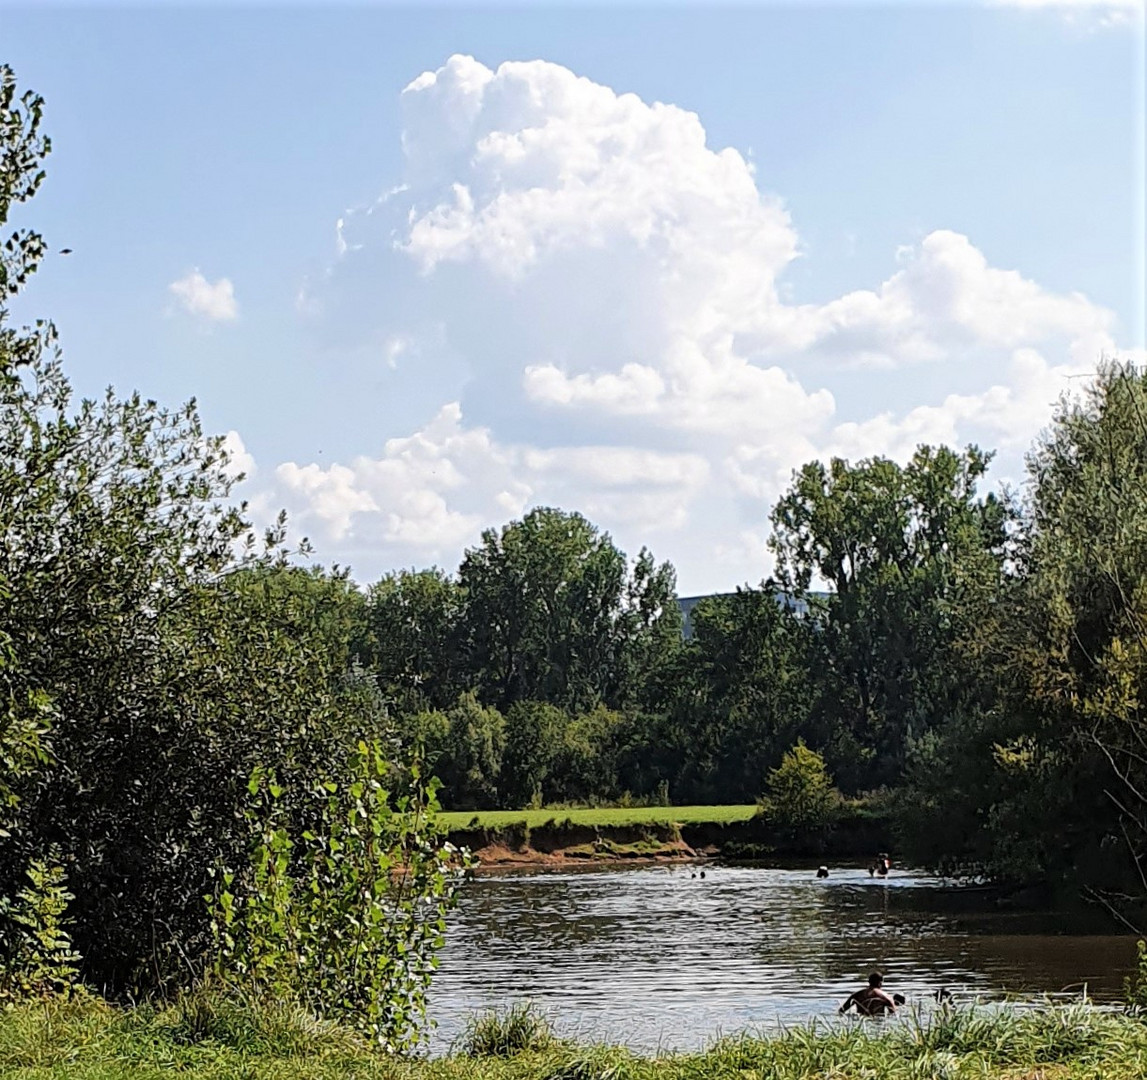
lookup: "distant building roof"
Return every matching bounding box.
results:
[675,588,823,638]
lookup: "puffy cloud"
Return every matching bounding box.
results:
[265,54,1136,590]
[786,230,1117,367]
[221,430,255,481]
[247,401,711,568]
[168,270,238,321]
[388,57,1116,449]
[395,55,811,441]
[275,462,378,540]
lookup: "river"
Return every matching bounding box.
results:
[426,862,1140,1052]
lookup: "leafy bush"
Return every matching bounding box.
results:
[761,740,838,831]
[208,742,471,1051]
[0,857,80,1001]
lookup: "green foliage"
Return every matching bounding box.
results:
[1,64,50,315]
[208,743,470,1051]
[0,857,80,1001]
[1124,940,1147,1012]
[458,1002,557,1057]
[770,445,1009,791]
[660,587,813,803]
[551,705,626,804]
[459,508,678,714]
[407,696,508,810]
[0,65,54,835]
[895,363,1147,901]
[762,740,837,832]
[362,568,466,713]
[0,627,51,838]
[500,701,567,808]
[1016,362,1147,898]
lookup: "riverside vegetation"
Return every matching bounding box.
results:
[4,62,1147,1075]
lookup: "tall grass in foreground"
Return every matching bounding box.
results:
[457,1002,559,1057]
[1,995,1146,1078]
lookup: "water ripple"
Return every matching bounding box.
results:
[427,863,1138,1052]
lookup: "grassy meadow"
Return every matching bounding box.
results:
[437,805,760,831]
[3,994,1146,1080]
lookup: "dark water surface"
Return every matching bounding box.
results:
[427,862,1139,1052]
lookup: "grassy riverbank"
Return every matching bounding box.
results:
[436,805,760,830]
[3,995,1146,1079]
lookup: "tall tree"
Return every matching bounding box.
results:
[361,568,465,712]
[459,507,677,713]
[770,445,1009,789]
[1002,362,1147,912]
[0,65,390,990]
[674,587,813,803]
[0,65,54,827]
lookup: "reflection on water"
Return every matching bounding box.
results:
[427,863,1139,1052]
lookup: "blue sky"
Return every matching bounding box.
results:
[3,1,1144,593]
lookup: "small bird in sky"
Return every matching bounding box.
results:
[59,248,73,255]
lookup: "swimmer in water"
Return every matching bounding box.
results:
[839,972,898,1017]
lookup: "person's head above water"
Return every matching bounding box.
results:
[868,972,884,988]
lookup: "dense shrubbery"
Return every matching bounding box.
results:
[0,65,466,1045]
[208,746,467,1049]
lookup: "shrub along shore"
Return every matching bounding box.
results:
[2,995,1147,1079]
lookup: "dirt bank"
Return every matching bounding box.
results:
[454,822,708,870]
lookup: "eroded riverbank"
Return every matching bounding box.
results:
[449,808,895,870]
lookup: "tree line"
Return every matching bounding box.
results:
[3,62,1147,1039]
[320,360,1147,931]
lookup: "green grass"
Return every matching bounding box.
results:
[437,805,759,831]
[3,996,1147,1079]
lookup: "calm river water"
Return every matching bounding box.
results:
[427,862,1140,1052]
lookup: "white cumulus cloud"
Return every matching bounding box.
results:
[169,270,238,321]
[262,54,1136,591]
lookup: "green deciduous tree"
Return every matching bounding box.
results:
[0,65,54,831]
[408,693,505,810]
[500,700,566,807]
[551,704,626,804]
[0,65,431,996]
[459,508,677,714]
[897,363,1147,906]
[361,568,465,713]
[669,587,813,803]
[770,445,1009,790]
[1001,362,1147,908]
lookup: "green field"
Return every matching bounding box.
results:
[437,804,759,831]
[3,997,1146,1079]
